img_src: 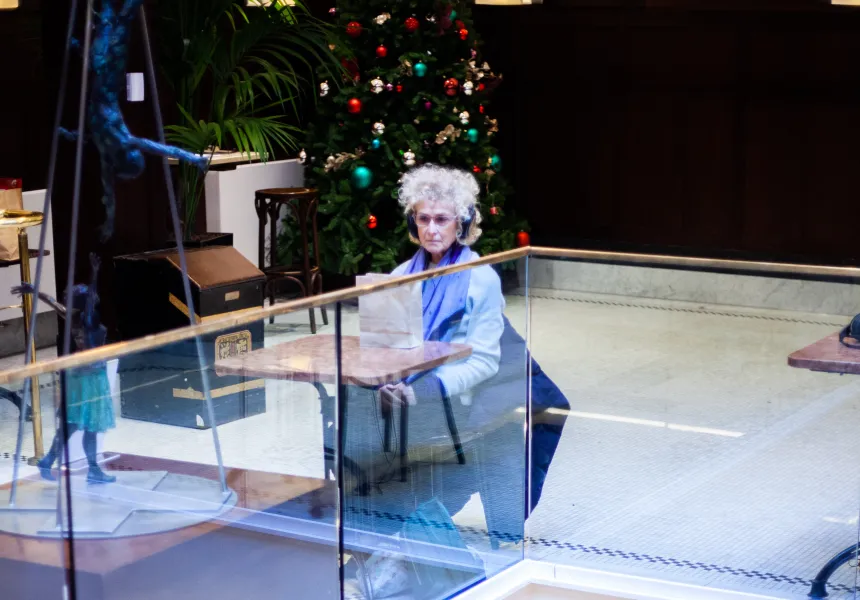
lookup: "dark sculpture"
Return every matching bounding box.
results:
[64,0,208,241]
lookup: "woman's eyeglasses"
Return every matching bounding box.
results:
[415,213,456,228]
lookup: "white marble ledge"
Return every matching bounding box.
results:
[528,258,860,317]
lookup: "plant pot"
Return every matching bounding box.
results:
[166,232,234,249]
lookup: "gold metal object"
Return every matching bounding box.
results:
[3,243,859,386]
[0,211,46,459]
[173,379,265,401]
[16,228,43,460]
[0,210,44,229]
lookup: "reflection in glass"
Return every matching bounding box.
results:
[338,165,547,599]
[526,254,860,599]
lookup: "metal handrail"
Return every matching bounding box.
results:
[0,244,856,385]
[530,246,860,282]
[0,247,528,384]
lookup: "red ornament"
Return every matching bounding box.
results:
[459,29,469,41]
[490,206,499,216]
[368,215,378,229]
[444,77,460,97]
[376,45,388,58]
[516,231,531,247]
[478,83,486,92]
[346,21,362,38]
[479,104,485,114]
[341,58,360,82]
[455,20,466,30]
[472,165,481,174]
[347,98,362,114]
[395,84,404,93]
[405,17,419,32]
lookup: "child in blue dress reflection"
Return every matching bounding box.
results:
[14,254,116,484]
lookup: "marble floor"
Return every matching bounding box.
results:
[0,287,858,599]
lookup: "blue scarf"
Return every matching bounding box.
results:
[404,244,478,342]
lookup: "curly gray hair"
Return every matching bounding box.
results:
[398,164,483,246]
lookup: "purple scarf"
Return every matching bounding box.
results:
[404,244,478,342]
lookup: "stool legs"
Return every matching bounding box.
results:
[308,308,317,335]
[317,274,329,326]
[269,287,276,325]
[269,204,279,325]
[17,229,43,461]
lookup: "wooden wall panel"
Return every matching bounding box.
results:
[474,3,860,264]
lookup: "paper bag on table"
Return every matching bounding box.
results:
[357,273,423,349]
[0,178,23,261]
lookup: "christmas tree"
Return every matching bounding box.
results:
[297,0,526,275]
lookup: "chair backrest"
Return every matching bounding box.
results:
[254,188,321,269]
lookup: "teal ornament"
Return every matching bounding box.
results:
[414,62,428,77]
[450,9,458,19]
[491,154,502,171]
[466,128,479,143]
[352,166,373,189]
[371,139,381,150]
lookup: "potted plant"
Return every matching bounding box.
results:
[156,0,342,245]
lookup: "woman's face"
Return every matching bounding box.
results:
[414,199,458,260]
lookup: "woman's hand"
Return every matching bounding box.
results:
[378,382,417,411]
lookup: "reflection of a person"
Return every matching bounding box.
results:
[346,164,568,549]
[15,254,116,484]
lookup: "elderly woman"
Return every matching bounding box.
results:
[344,165,568,561]
[383,165,502,414]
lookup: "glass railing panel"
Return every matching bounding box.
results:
[54,306,341,600]
[526,253,860,600]
[340,257,528,600]
[0,371,70,600]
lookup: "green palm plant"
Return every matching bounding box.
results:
[156,0,343,240]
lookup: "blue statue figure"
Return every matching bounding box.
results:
[64,0,208,241]
[14,254,116,484]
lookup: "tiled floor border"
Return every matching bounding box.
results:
[519,291,846,328]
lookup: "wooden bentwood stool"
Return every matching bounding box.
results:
[255,188,328,332]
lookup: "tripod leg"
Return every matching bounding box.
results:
[140,7,227,494]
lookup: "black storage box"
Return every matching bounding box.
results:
[114,246,266,429]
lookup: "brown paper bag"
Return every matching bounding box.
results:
[0,178,23,261]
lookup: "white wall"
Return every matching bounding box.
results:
[204,159,305,267]
[0,189,56,322]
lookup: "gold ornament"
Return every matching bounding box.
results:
[485,117,499,136]
[324,150,364,172]
[435,125,462,145]
[399,58,414,77]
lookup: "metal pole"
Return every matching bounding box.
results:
[57,6,95,591]
[138,6,227,493]
[335,303,346,600]
[10,0,79,507]
[17,228,43,461]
